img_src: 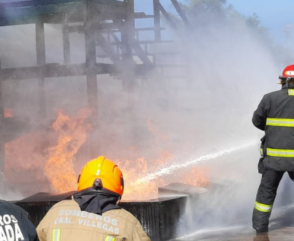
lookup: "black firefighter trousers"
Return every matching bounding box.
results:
[252,169,294,232]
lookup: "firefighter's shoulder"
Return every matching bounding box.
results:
[0,199,27,216]
[260,89,283,102]
[106,207,140,225]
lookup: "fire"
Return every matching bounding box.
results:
[45,109,92,193]
[4,109,13,118]
[116,156,167,201]
[117,156,209,200]
[5,108,209,200]
[181,166,210,188]
[5,132,48,186]
[147,118,169,143]
[115,118,210,200]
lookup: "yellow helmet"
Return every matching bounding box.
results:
[77,156,124,197]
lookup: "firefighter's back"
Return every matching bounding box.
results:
[265,88,294,118]
[263,87,294,171]
[37,200,150,241]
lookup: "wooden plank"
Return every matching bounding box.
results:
[0,0,126,26]
[171,0,192,29]
[153,0,161,41]
[0,0,124,9]
[0,62,5,179]
[158,3,177,30]
[36,20,47,119]
[62,23,71,64]
[1,64,118,80]
[85,0,99,158]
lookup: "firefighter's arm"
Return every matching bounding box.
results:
[20,209,38,241]
[252,95,268,131]
[132,221,151,241]
[36,217,48,241]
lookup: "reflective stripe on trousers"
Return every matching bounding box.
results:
[266,118,294,127]
[52,229,60,241]
[255,201,272,213]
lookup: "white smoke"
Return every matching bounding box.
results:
[0,3,292,238]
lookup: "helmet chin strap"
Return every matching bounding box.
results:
[286,77,291,87]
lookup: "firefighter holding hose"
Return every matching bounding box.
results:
[36,156,150,241]
[252,64,294,234]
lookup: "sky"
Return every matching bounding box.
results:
[226,0,294,45]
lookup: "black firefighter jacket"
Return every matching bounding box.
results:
[0,200,37,241]
[253,85,294,171]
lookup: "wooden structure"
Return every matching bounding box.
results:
[0,0,190,180]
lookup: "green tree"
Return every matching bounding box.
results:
[168,0,293,66]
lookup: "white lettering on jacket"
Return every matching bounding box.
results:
[56,209,120,234]
[0,215,24,241]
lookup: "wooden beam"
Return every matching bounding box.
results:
[0,62,5,179]
[1,64,118,80]
[0,0,127,26]
[158,3,177,30]
[85,0,99,158]
[153,0,161,41]
[0,0,125,9]
[171,0,192,29]
[62,23,71,64]
[36,20,47,120]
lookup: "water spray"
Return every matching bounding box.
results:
[134,142,258,185]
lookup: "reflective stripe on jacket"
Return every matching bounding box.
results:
[37,199,151,241]
[252,86,294,171]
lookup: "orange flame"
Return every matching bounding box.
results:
[117,157,209,200]
[116,157,167,201]
[181,166,210,188]
[5,133,48,186]
[45,109,92,193]
[4,109,13,118]
[147,118,169,142]
[5,108,210,200]
[114,151,173,200]
[115,118,210,200]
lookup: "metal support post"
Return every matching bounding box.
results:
[153,0,161,41]
[0,62,5,183]
[158,3,177,30]
[122,0,140,147]
[62,23,71,64]
[85,0,98,158]
[36,20,47,121]
[121,0,135,90]
[171,0,192,29]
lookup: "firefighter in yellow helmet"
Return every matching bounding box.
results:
[36,156,151,241]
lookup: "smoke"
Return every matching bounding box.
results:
[153,1,294,237]
[136,142,257,183]
[0,2,292,237]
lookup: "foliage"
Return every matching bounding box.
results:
[167,0,293,66]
